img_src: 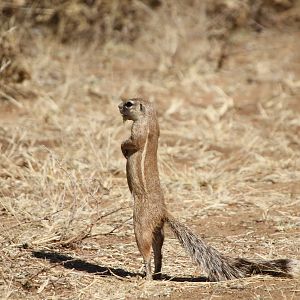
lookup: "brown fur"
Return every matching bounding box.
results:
[118,98,300,281]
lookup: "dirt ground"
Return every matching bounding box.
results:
[1,2,300,299]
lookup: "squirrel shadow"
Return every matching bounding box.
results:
[32,250,207,282]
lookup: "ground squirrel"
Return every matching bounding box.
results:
[118,98,300,281]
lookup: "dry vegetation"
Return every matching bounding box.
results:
[1,0,300,299]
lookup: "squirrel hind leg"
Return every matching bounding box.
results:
[139,243,152,279]
[152,225,164,280]
[143,259,152,280]
[135,225,153,279]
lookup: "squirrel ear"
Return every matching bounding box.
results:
[140,103,145,112]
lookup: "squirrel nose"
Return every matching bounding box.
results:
[118,103,123,111]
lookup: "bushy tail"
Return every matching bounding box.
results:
[166,214,300,281]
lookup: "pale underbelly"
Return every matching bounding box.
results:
[127,155,145,196]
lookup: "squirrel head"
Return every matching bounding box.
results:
[118,98,152,122]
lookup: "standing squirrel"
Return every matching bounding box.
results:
[118,98,300,281]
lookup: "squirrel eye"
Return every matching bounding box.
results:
[125,101,133,108]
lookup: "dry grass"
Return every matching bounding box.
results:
[1,1,300,299]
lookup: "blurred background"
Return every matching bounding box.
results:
[1,0,299,100]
